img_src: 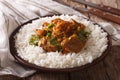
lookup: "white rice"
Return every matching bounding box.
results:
[15,15,108,68]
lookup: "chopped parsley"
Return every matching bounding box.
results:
[50,37,57,45]
[48,23,54,29]
[57,45,62,52]
[46,31,52,37]
[29,34,40,46]
[50,37,62,52]
[77,30,91,41]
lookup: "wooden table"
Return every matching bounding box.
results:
[0,0,120,80]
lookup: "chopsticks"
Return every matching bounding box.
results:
[75,7,120,25]
[72,0,120,16]
[54,0,120,25]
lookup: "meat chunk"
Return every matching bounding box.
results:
[42,22,49,27]
[61,34,86,53]
[52,18,63,24]
[52,19,76,37]
[35,29,46,37]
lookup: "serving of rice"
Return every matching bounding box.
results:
[14,15,108,68]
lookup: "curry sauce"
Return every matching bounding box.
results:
[29,18,90,54]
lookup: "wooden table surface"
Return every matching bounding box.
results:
[0,0,120,80]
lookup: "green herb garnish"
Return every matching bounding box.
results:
[57,45,62,52]
[29,34,40,46]
[46,31,52,37]
[50,37,57,45]
[46,23,54,34]
[48,23,54,29]
[78,30,91,41]
[50,37,62,51]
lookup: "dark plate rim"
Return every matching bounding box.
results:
[9,15,111,72]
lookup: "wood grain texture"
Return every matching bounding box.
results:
[103,46,120,80]
[116,0,120,9]
[0,0,120,80]
[71,62,110,80]
[26,72,69,80]
[86,0,107,22]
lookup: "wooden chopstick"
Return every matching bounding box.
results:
[72,0,120,16]
[74,7,120,25]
